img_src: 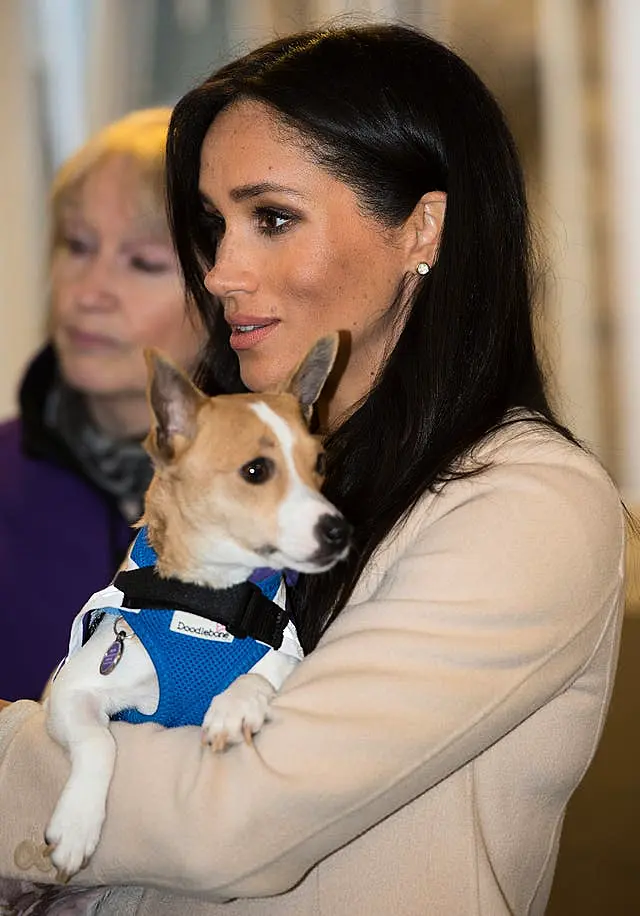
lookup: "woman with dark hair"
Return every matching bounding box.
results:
[0,24,624,916]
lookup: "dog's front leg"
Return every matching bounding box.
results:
[45,616,158,880]
[45,686,116,882]
[202,651,299,750]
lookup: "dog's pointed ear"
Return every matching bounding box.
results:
[144,348,206,463]
[284,334,339,422]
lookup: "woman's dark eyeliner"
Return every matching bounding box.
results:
[254,206,295,236]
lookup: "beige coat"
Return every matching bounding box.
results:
[0,420,625,915]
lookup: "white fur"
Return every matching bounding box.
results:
[45,615,159,877]
[250,401,343,570]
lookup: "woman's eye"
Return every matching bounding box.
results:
[130,256,171,274]
[62,236,91,256]
[255,207,294,236]
[240,456,275,485]
[201,210,225,240]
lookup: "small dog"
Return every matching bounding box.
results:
[43,335,350,881]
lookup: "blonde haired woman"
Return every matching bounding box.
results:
[0,108,203,701]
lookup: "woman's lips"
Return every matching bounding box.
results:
[65,328,120,350]
[228,319,279,351]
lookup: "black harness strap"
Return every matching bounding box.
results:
[113,567,289,650]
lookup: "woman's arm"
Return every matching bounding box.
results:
[0,436,625,899]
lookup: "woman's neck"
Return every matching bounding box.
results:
[321,350,383,433]
[85,392,150,441]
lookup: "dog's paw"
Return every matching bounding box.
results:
[202,674,275,751]
[44,794,105,881]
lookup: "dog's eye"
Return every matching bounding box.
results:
[240,457,274,485]
[315,451,327,476]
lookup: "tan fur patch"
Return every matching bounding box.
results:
[142,391,324,581]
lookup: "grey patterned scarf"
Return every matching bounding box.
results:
[45,384,153,524]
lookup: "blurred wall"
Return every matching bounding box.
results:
[0,0,47,420]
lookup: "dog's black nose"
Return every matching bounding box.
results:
[315,513,352,554]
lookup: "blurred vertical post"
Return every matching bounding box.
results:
[37,0,87,170]
[85,0,157,132]
[536,0,603,460]
[0,0,46,421]
[602,1,640,502]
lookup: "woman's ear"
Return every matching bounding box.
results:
[404,191,447,271]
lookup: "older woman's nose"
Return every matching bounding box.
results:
[73,255,119,309]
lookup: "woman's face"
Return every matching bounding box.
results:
[199,100,416,420]
[51,156,203,402]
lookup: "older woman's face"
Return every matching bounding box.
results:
[199,100,415,422]
[51,156,203,401]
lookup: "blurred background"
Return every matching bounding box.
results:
[0,0,638,910]
[2,0,639,489]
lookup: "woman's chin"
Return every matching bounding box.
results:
[238,354,295,395]
[61,368,141,401]
[56,352,137,397]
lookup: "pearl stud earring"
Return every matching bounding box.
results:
[416,262,430,276]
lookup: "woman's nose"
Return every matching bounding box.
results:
[203,236,258,298]
[73,255,119,309]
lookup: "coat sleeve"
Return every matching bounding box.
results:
[0,437,625,900]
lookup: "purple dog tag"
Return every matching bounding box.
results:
[99,616,133,675]
[100,633,125,675]
[100,637,124,674]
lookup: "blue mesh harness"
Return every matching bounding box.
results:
[85,528,294,728]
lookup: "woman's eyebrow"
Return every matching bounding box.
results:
[197,182,307,210]
[229,181,305,201]
[58,199,83,220]
[128,213,172,242]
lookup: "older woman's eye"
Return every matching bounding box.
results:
[130,256,172,274]
[62,235,91,256]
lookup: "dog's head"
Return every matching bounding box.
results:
[140,335,351,587]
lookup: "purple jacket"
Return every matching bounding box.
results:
[0,349,135,700]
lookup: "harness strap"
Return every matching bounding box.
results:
[113,567,289,649]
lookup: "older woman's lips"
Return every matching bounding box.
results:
[228,319,279,351]
[66,329,120,350]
